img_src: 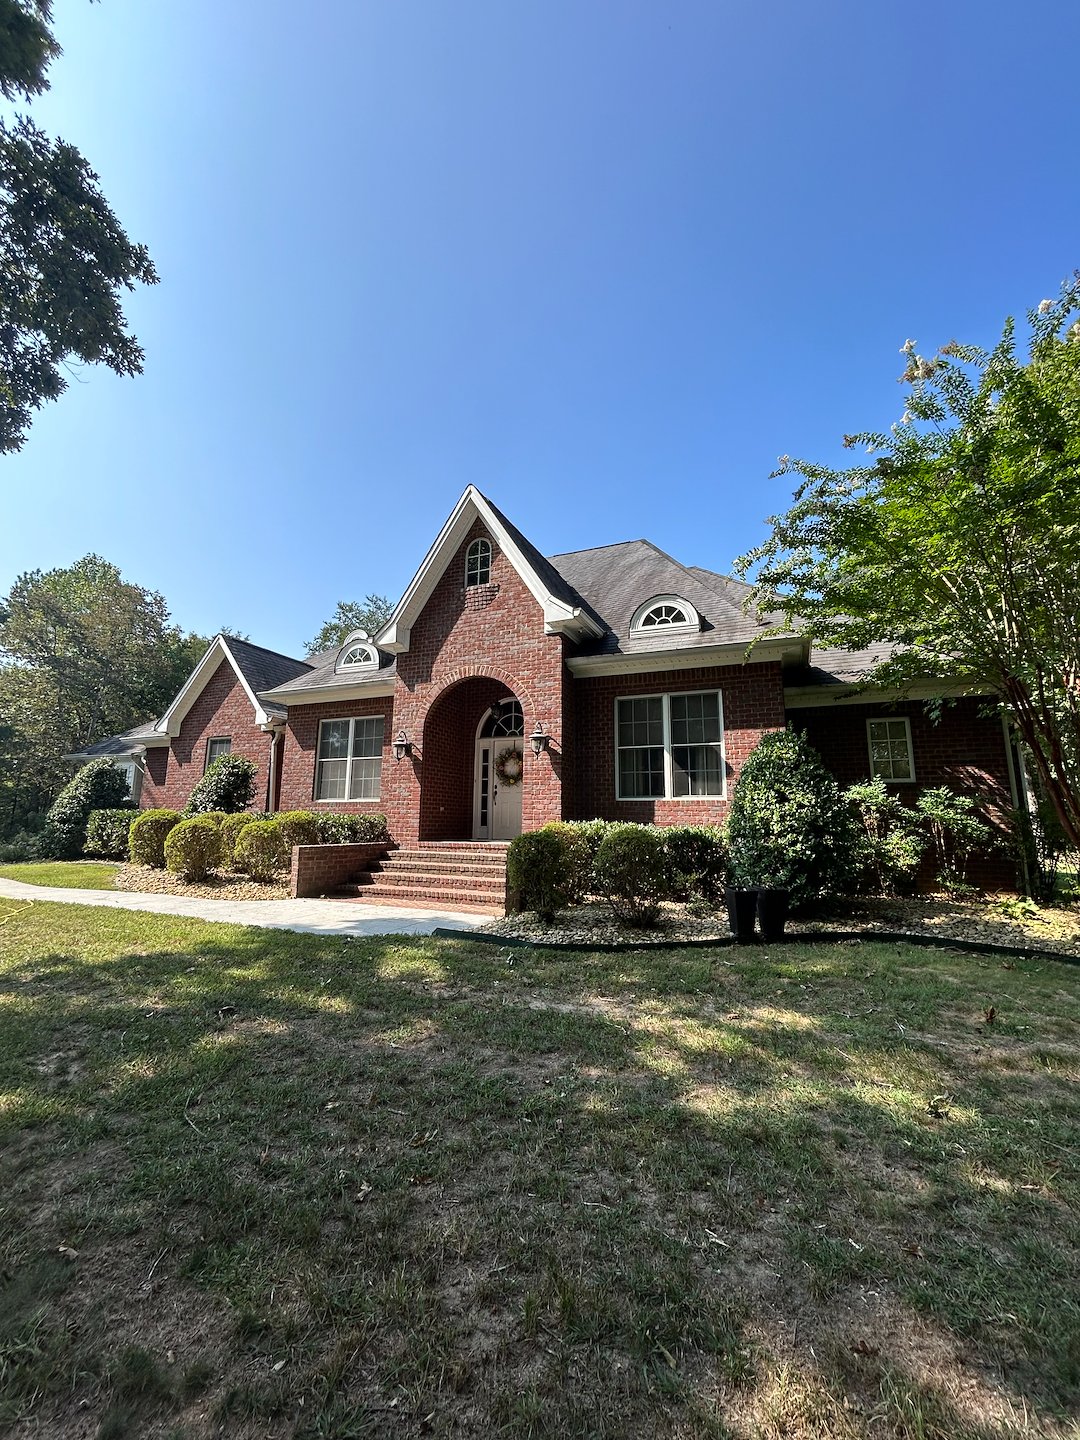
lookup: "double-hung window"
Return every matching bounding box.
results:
[867,717,915,783]
[315,717,384,801]
[205,736,231,770]
[616,691,725,799]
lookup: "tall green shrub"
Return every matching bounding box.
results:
[184,754,257,815]
[507,828,572,919]
[40,760,134,859]
[219,811,262,868]
[84,808,137,861]
[915,787,992,892]
[727,729,858,910]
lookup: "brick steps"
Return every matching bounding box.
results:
[336,841,509,915]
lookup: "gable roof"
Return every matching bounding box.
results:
[377,486,605,653]
[263,644,397,704]
[157,635,311,736]
[64,720,167,762]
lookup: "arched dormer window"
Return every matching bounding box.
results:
[335,630,380,673]
[465,537,492,587]
[630,595,701,635]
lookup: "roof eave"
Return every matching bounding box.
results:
[566,636,805,677]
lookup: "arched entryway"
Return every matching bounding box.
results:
[418,677,524,842]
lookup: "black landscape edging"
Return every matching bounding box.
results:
[432,924,1080,968]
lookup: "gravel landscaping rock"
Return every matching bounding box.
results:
[483,892,1080,955]
[114,864,290,902]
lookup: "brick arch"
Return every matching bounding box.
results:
[416,667,538,736]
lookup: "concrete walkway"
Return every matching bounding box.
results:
[0,875,484,938]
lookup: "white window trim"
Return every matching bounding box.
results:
[866,716,916,784]
[313,716,385,804]
[337,644,379,671]
[464,536,492,588]
[614,689,726,802]
[630,594,701,637]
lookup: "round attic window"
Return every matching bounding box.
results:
[630,596,700,634]
[335,631,380,673]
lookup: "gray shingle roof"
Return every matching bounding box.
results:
[225,637,311,712]
[264,646,397,699]
[547,541,792,655]
[790,643,901,686]
[66,720,162,760]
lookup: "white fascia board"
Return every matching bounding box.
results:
[259,680,396,707]
[566,638,802,678]
[377,485,602,653]
[158,636,270,736]
[784,680,986,709]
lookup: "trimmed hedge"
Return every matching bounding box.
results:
[40,760,135,859]
[507,828,572,919]
[278,810,322,849]
[130,809,182,868]
[84,809,137,860]
[315,812,390,844]
[234,818,288,881]
[184,754,258,815]
[218,811,264,868]
[594,824,667,925]
[727,729,858,911]
[164,815,221,882]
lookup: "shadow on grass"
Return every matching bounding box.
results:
[1,909,1077,1437]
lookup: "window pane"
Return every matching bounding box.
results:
[670,693,720,746]
[348,756,382,800]
[618,746,665,798]
[672,744,724,797]
[353,717,384,758]
[316,759,347,800]
[318,721,351,761]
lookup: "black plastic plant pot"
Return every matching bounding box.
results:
[756,888,790,942]
[725,887,759,943]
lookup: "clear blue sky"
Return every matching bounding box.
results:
[3,0,1077,656]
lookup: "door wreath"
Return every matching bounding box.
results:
[494,746,524,786]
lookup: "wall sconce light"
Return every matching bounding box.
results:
[392,730,413,762]
[531,722,551,758]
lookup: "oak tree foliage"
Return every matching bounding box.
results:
[306,595,393,656]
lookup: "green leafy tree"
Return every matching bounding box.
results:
[0,0,157,451]
[305,595,393,656]
[737,276,1080,848]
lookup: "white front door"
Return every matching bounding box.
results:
[474,734,524,840]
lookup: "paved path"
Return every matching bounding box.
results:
[0,876,483,938]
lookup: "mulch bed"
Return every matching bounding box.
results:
[481,892,1080,956]
[113,864,290,901]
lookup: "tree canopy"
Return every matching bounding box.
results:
[306,595,394,656]
[0,0,157,452]
[0,555,211,835]
[736,274,1080,845]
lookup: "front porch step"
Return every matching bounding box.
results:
[337,840,509,915]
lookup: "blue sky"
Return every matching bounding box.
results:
[3,0,1077,656]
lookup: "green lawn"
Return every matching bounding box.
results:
[0,860,118,889]
[1,901,1077,1439]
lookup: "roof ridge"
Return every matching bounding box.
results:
[546,538,648,560]
[221,634,311,669]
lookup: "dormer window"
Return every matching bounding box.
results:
[465,537,492,587]
[335,631,380,674]
[630,595,700,636]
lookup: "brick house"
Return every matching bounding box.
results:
[73,487,1024,896]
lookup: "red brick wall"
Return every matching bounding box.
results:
[278,695,395,814]
[387,519,566,845]
[570,662,787,825]
[794,697,1017,888]
[290,841,392,897]
[138,660,272,812]
[418,676,509,841]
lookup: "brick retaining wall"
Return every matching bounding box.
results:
[290,842,393,898]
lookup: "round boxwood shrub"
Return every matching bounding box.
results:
[594,824,667,925]
[129,809,182,868]
[184,754,258,815]
[40,760,135,859]
[278,810,322,849]
[218,811,260,868]
[727,728,858,911]
[234,818,288,881]
[164,815,222,882]
[661,825,728,901]
[84,808,138,860]
[507,827,572,919]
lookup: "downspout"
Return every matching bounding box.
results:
[262,722,285,813]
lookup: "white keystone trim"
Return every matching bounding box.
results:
[377,486,604,653]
